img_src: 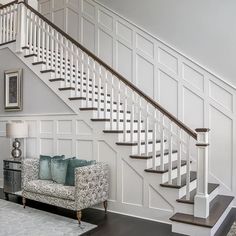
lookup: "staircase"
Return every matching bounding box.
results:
[0,1,234,235]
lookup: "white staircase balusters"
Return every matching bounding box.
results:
[177,127,182,186]
[186,135,191,200]
[145,103,149,156]
[97,64,102,116]
[110,75,114,129]
[130,91,135,143]
[54,31,59,76]
[75,48,79,97]
[37,17,41,62]
[116,80,121,130]
[32,12,37,55]
[91,58,95,108]
[123,86,128,140]
[160,114,165,171]
[137,97,142,155]
[152,110,157,168]
[16,1,25,52]
[103,70,108,119]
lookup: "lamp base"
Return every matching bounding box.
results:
[11,138,22,159]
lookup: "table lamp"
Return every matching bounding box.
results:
[6,122,28,159]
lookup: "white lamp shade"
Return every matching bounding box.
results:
[6,123,28,138]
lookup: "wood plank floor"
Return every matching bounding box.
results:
[0,189,234,236]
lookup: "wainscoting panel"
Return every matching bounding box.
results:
[38,0,236,204]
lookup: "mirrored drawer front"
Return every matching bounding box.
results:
[4,161,21,171]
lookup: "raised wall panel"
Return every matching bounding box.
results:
[159,48,178,75]
[159,70,178,116]
[57,139,73,156]
[149,185,173,211]
[76,120,92,135]
[209,81,233,112]
[98,29,113,66]
[40,120,53,134]
[53,9,64,30]
[76,140,93,160]
[136,33,154,59]
[40,138,54,155]
[117,41,132,81]
[98,10,113,31]
[136,55,154,97]
[68,0,79,8]
[67,8,79,40]
[26,120,37,137]
[82,17,95,52]
[116,21,132,44]
[210,106,233,190]
[53,0,64,10]
[98,141,117,201]
[122,159,143,206]
[82,0,95,19]
[57,120,72,135]
[26,138,37,158]
[0,121,7,136]
[183,87,204,128]
[183,63,204,92]
[40,0,50,14]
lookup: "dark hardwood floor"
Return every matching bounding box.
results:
[0,189,234,236]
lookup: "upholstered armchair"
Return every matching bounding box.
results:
[22,158,109,223]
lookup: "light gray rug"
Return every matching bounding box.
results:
[0,199,97,236]
[227,222,236,236]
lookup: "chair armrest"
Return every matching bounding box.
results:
[22,158,39,188]
[75,163,109,210]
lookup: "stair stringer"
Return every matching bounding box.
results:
[2,42,197,223]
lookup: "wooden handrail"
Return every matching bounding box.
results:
[21,1,197,140]
[0,0,17,10]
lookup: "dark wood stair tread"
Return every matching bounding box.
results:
[130,149,177,160]
[170,195,234,228]
[91,118,143,123]
[145,160,187,174]
[177,183,219,204]
[116,139,165,146]
[160,171,197,189]
[104,129,152,134]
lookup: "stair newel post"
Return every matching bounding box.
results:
[168,122,173,184]
[123,86,128,141]
[130,91,135,143]
[116,80,121,130]
[145,103,149,156]
[160,114,165,171]
[16,1,27,53]
[194,128,210,218]
[138,97,142,155]
[152,110,157,168]
[177,127,182,186]
[186,135,191,200]
[110,75,114,130]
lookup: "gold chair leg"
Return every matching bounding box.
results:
[76,210,82,225]
[103,200,108,214]
[22,197,26,208]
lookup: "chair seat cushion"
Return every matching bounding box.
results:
[24,180,75,201]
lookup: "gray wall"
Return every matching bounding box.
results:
[0,48,74,116]
[96,0,236,86]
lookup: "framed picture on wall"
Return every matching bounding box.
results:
[4,69,23,111]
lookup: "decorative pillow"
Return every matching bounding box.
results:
[51,158,69,184]
[39,155,64,180]
[65,159,96,186]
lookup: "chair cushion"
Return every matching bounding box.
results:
[65,159,96,186]
[24,180,75,201]
[39,155,64,180]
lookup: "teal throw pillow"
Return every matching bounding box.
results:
[65,158,96,186]
[51,158,69,184]
[39,155,64,180]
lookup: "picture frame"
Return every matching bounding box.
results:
[4,69,23,111]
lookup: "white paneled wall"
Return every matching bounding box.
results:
[38,0,236,197]
[0,114,174,221]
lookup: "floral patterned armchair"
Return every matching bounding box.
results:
[22,158,109,223]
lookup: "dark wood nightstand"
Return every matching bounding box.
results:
[3,159,22,200]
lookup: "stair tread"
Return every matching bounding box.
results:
[145,160,187,174]
[130,149,177,159]
[116,139,165,146]
[170,195,234,228]
[104,129,152,134]
[91,118,143,123]
[177,183,219,204]
[160,171,197,189]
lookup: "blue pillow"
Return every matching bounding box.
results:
[51,158,69,184]
[39,155,64,180]
[65,158,96,186]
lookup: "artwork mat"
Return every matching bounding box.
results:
[4,69,23,111]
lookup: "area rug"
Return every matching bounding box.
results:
[0,199,97,236]
[227,222,236,236]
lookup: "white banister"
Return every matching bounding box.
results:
[194,128,210,218]
[16,1,26,52]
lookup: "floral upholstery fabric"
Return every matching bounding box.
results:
[75,163,109,210]
[24,180,75,201]
[22,159,109,211]
[23,191,76,210]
